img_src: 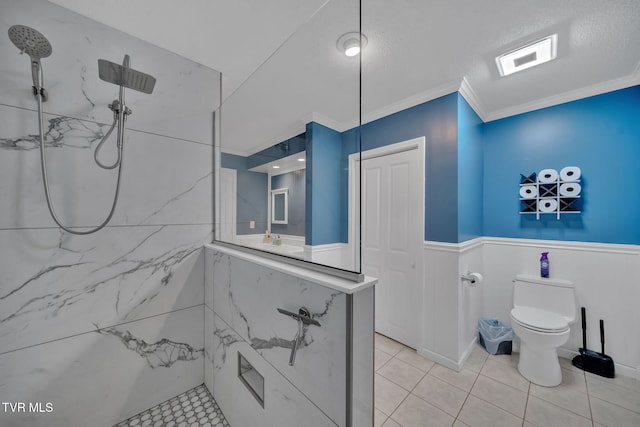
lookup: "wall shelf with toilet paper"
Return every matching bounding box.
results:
[519,166,582,220]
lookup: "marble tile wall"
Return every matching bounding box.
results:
[0,306,205,427]
[204,246,348,426]
[0,0,219,425]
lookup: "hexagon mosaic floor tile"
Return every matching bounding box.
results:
[114,384,229,427]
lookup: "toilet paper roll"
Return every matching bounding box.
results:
[539,198,558,212]
[538,169,559,183]
[468,272,483,286]
[462,272,483,286]
[559,182,581,197]
[560,166,581,181]
[519,185,538,199]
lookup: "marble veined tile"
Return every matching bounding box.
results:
[0,104,212,229]
[0,225,209,354]
[0,305,204,427]
[207,311,337,427]
[208,249,347,425]
[0,0,219,144]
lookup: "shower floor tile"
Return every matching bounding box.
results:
[114,384,229,427]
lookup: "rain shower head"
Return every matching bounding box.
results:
[98,58,156,94]
[8,25,52,59]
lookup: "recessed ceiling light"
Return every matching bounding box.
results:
[496,34,558,77]
[337,32,368,57]
[272,165,280,169]
[297,158,305,162]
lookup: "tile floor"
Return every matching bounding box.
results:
[114,384,229,427]
[374,333,640,427]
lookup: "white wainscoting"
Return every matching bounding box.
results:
[421,238,483,371]
[422,237,640,380]
[482,237,640,380]
[304,243,351,270]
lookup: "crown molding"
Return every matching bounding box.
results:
[302,112,345,132]
[458,77,489,122]
[485,72,640,122]
[224,63,640,157]
[633,59,640,82]
[338,78,464,132]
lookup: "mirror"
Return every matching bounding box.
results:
[216,0,361,272]
[271,189,288,224]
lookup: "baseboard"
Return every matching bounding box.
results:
[458,337,478,371]
[558,348,639,381]
[417,347,463,372]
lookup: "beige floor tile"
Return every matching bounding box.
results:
[590,397,640,427]
[525,395,592,427]
[530,382,590,418]
[458,395,523,427]
[488,351,519,368]
[471,374,527,418]
[559,368,587,393]
[374,407,387,427]
[412,374,467,417]
[587,374,640,413]
[381,417,402,427]
[464,345,489,373]
[429,364,479,392]
[375,333,405,356]
[586,372,640,393]
[378,357,426,391]
[453,421,470,427]
[376,348,393,371]
[480,358,530,392]
[558,355,583,373]
[390,394,454,427]
[375,373,410,416]
[395,347,435,372]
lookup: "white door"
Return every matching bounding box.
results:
[219,168,237,242]
[361,139,423,348]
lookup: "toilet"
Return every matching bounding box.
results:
[510,274,576,387]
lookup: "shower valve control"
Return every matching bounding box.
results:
[108,100,132,117]
[277,307,321,366]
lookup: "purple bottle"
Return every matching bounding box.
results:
[540,252,549,278]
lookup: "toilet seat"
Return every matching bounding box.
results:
[511,306,569,333]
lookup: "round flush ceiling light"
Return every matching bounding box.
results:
[337,32,367,57]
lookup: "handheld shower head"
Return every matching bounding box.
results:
[8,25,52,100]
[8,25,52,59]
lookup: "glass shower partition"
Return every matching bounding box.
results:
[215,0,362,277]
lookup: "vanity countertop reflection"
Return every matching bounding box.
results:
[247,242,305,258]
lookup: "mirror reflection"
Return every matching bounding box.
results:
[271,189,289,225]
[217,0,361,272]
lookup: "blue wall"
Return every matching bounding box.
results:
[483,86,640,244]
[306,122,343,245]
[221,153,268,235]
[350,92,460,242]
[457,94,484,242]
[271,169,305,237]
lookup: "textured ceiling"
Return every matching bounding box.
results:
[49,0,640,155]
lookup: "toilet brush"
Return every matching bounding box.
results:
[572,307,615,378]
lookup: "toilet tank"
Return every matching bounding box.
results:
[513,274,577,323]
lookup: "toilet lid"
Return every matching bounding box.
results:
[511,306,569,332]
